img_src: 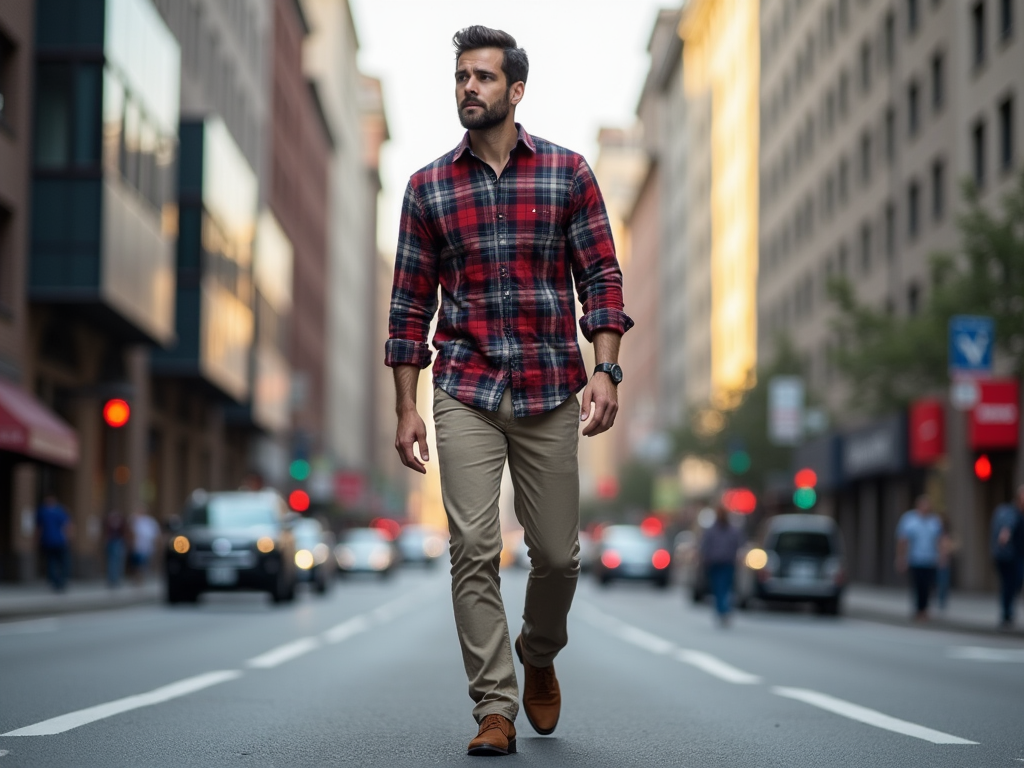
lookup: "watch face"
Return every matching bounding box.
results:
[611,364,623,384]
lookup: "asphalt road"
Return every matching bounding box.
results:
[1,567,1022,767]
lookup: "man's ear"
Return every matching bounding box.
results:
[510,81,525,106]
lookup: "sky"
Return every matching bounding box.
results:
[348,0,670,254]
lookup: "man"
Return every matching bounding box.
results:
[386,26,632,757]
[895,494,943,621]
[128,508,161,585]
[990,485,1024,629]
[700,503,743,626]
[36,494,72,592]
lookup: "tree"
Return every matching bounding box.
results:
[828,172,1024,414]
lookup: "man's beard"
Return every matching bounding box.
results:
[458,90,511,130]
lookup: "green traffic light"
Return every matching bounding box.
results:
[290,459,311,481]
[728,450,751,475]
[793,487,817,509]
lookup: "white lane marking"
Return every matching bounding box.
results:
[0,749,8,756]
[675,649,763,685]
[772,687,979,745]
[577,604,761,684]
[322,614,371,644]
[2,670,241,737]
[0,618,59,637]
[947,646,1024,663]
[246,637,321,669]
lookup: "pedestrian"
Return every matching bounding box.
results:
[700,503,743,626]
[103,508,127,588]
[128,509,160,585]
[936,513,957,611]
[35,494,72,592]
[386,25,632,757]
[990,484,1024,629]
[895,494,943,622]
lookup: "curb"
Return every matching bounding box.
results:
[844,604,1024,640]
[0,588,161,622]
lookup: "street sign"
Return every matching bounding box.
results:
[948,315,994,377]
[768,376,804,446]
[950,379,980,411]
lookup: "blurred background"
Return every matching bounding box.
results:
[0,0,1021,597]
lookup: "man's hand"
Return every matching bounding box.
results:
[998,527,1011,547]
[395,407,429,474]
[580,374,618,437]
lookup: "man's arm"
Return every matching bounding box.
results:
[580,331,621,437]
[393,365,428,474]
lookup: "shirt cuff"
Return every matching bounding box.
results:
[579,308,635,342]
[385,339,433,369]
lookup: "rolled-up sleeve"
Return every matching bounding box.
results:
[385,182,439,369]
[566,158,635,341]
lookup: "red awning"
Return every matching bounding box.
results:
[0,379,79,467]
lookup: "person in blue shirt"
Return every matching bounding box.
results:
[895,494,942,622]
[700,503,744,626]
[990,485,1024,629]
[36,494,72,591]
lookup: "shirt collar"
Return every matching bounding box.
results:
[452,122,536,162]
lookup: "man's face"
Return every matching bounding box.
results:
[455,47,515,130]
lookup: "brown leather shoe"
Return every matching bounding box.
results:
[515,634,560,735]
[467,714,517,756]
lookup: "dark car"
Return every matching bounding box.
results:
[593,524,672,588]
[292,518,336,595]
[335,528,398,578]
[165,490,298,604]
[396,524,447,567]
[740,514,846,615]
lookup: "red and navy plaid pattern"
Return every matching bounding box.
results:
[386,124,633,418]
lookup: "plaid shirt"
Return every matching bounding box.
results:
[385,124,633,418]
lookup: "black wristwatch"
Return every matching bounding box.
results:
[593,362,623,385]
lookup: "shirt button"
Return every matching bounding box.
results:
[499,239,506,245]
[504,291,510,297]
[498,213,505,219]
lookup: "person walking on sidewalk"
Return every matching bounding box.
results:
[896,494,943,622]
[35,494,72,592]
[102,509,127,588]
[700,503,744,626]
[386,25,632,758]
[128,509,160,585]
[990,484,1024,629]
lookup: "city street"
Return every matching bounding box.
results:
[1,568,1022,767]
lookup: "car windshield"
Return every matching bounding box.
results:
[344,529,386,544]
[603,526,647,544]
[293,521,322,546]
[187,495,279,529]
[771,531,833,557]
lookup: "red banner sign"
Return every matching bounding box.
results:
[969,380,1019,450]
[909,399,944,465]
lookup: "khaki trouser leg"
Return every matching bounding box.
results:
[433,387,581,722]
[433,387,518,723]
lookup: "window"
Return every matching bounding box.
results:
[838,157,849,204]
[860,41,873,93]
[932,159,946,221]
[885,202,897,260]
[0,31,11,128]
[860,131,873,183]
[860,223,873,274]
[907,0,920,34]
[907,282,921,315]
[884,12,897,67]
[826,5,836,48]
[33,62,101,170]
[885,106,897,161]
[839,70,850,117]
[930,52,945,112]
[999,97,1014,172]
[973,119,987,188]
[838,241,849,275]
[839,0,850,31]
[1001,0,1014,39]
[973,2,987,68]
[908,80,921,136]
[826,89,836,132]
[908,181,921,239]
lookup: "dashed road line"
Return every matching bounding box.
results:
[947,646,1024,663]
[247,637,322,669]
[772,687,979,745]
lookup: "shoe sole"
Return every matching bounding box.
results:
[514,636,558,736]
[467,738,516,756]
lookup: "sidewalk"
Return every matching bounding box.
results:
[844,583,1024,639]
[0,580,161,621]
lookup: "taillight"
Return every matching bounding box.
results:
[652,549,670,569]
[601,550,622,569]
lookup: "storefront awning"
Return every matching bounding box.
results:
[0,379,79,467]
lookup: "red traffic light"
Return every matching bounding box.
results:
[288,489,310,512]
[722,488,757,514]
[794,468,818,488]
[103,399,131,428]
[974,455,992,481]
[370,517,401,541]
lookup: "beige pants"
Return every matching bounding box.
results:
[433,386,581,723]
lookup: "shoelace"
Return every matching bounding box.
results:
[480,714,508,733]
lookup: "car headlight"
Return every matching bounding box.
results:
[744,548,768,570]
[171,535,190,554]
[313,543,330,565]
[424,536,445,558]
[336,546,355,568]
[295,550,314,570]
[368,549,391,571]
[256,537,275,554]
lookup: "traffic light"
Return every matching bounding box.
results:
[727,449,751,475]
[793,467,817,509]
[974,454,992,481]
[288,489,310,512]
[722,488,757,514]
[289,459,311,481]
[103,399,131,428]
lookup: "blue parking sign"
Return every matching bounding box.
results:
[948,315,994,375]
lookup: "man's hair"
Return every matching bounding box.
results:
[453,26,529,87]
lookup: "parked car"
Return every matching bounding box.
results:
[396,525,447,567]
[739,514,846,615]
[165,490,298,604]
[292,518,336,595]
[335,528,398,578]
[593,524,672,588]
